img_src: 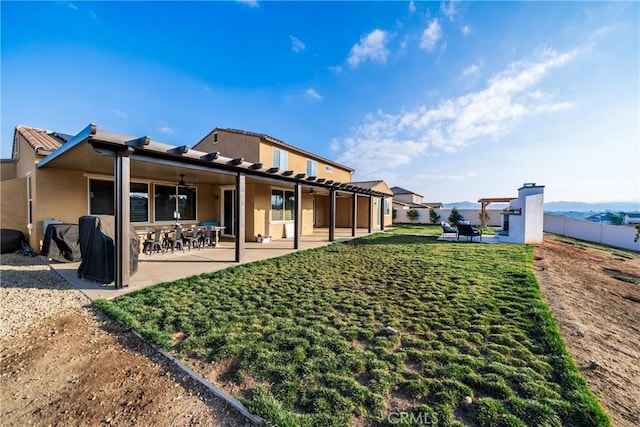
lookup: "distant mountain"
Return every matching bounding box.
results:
[543,201,640,212]
[442,200,640,213]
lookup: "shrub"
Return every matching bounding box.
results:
[429,208,441,224]
[407,209,420,223]
[448,207,464,225]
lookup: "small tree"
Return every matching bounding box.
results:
[610,213,624,225]
[448,207,464,225]
[429,208,441,224]
[407,209,420,223]
[634,223,639,242]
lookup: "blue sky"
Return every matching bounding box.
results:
[2,1,638,204]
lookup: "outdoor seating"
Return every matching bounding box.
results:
[183,226,201,250]
[441,222,457,236]
[165,225,185,253]
[144,229,163,255]
[457,223,482,241]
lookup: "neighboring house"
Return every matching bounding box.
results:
[585,212,622,224]
[390,186,442,210]
[1,124,393,287]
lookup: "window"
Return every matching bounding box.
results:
[273,148,288,170]
[306,159,317,177]
[325,165,333,173]
[26,173,33,225]
[89,179,150,223]
[271,189,295,221]
[384,198,390,215]
[154,184,197,222]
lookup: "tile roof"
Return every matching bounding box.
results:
[15,125,67,155]
[211,127,355,173]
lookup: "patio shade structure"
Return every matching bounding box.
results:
[37,123,390,289]
[477,197,514,226]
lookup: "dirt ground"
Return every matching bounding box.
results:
[0,307,248,427]
[1,237,638,426]
[534,238,640,427]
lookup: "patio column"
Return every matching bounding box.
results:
[294,183,302,249]
[235,172,246,262]
[351,192,357,237]
[114,149,131,289]
[368,194,373,233]
[329,189,336,242]
[380,197,385,231]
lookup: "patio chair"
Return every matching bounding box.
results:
[457,223,482,242]
[441,222,457,237]
[166,225,185,253]
[183,226,201,251]
[144,229,163,255]
[202,226,213,246]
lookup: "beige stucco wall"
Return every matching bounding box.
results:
[260,141,352,182]
[195,130,261,163]
[33,168,87,249]
[0,177,28,238]
[335,197,353,228]
[1,161,17,181]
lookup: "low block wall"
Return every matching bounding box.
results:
[544,214,640,252]
[394,208,502,226]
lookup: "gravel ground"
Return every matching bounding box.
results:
[0,253,89,340]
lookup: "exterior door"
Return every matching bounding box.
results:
[222,188,236,236]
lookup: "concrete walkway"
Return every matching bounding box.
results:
[49,228,374,300]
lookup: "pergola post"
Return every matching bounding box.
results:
[114,149,131,289]
[329,189,336,242]
[351,192,357,237]
[368,195,373,233]
[294,183,302,249]
[380,197,385,231]
[234,173,246,262]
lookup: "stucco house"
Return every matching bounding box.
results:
[391,186,442,210]
[1,123,393,287]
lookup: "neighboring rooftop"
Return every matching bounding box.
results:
[391,186,423,197]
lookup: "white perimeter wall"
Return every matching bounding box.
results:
[544,214,640,252]
[394,208,502,226]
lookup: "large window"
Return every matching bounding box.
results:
[306,159,317,177]
[273,148,288,170]
[154,184,197,222]
[271,189,295,221]
[89,179,149,223]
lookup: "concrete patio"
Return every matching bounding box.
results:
[49,228,375,300]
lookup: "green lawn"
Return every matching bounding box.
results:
[96,234,608,426]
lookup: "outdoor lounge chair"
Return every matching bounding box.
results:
[441,222,457,237]
[457,223,482,241]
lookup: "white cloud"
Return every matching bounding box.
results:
[89,10,97,20]
[462,25,470,36]
[440,0,458,21]
[336,48,577,178]
[409,1,417,13]
[347,29,389,67]
[64,2,78,11]
[290,36,306,53]
[420,19,442,51]
[159,126,174,134]
[328,65,343,74]
[463,64,478,76]
[305,88,322,100]
[236,0,258,8]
